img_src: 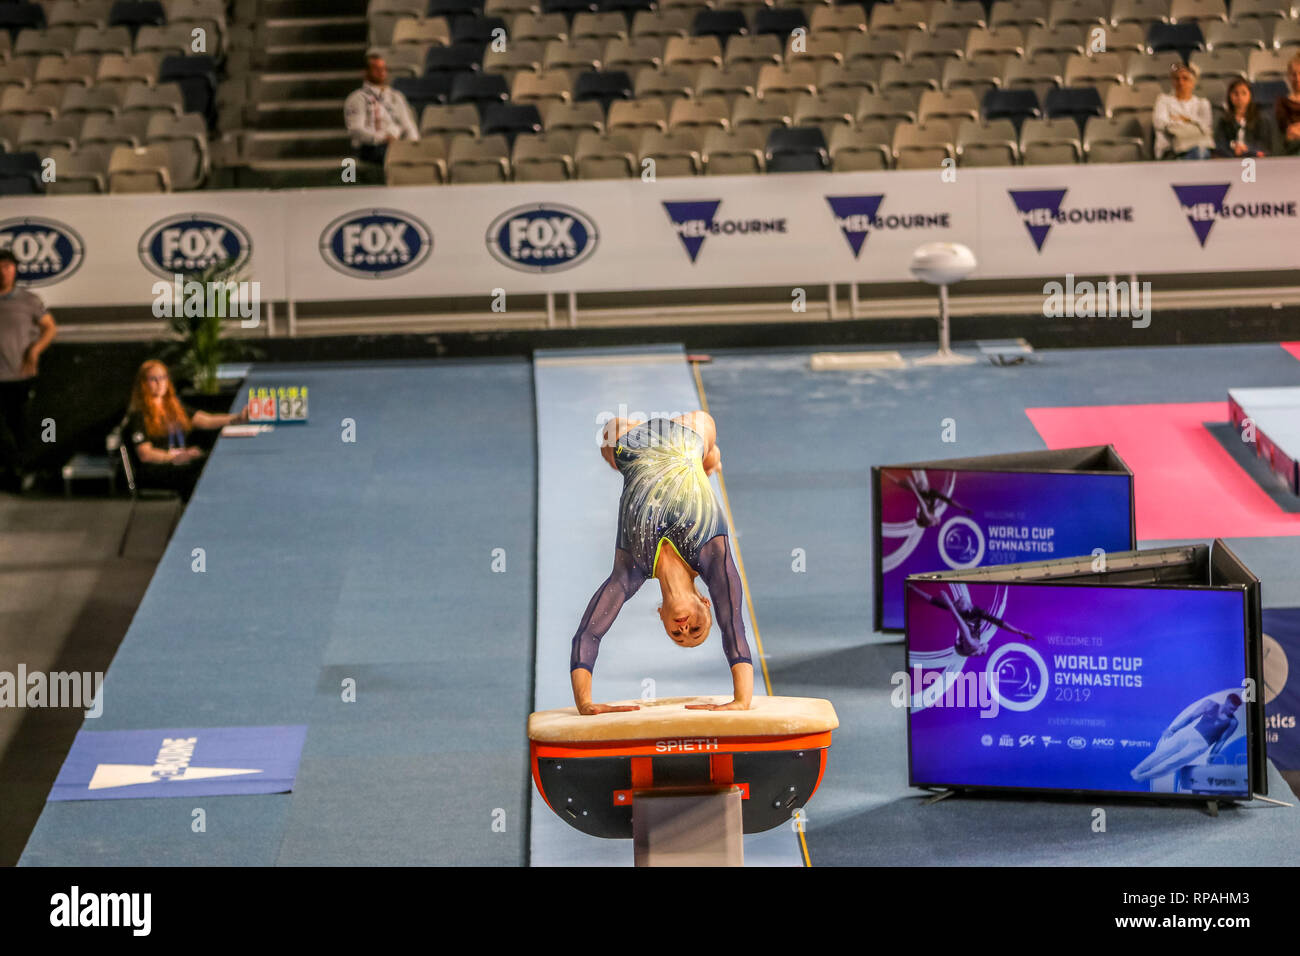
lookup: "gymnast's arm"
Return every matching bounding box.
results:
[905,581,951,610]
[570,549,646,715]
[982,612,1035,640]
[687,535,753,712]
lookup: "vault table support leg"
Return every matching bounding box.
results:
[632,788,745,867]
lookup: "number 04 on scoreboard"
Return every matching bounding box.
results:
[247,386,309,423]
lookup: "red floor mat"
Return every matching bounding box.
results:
[1026,401,1300,540]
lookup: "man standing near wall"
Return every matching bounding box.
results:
[0,249,57,493]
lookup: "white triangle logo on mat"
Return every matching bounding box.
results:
[88,763,262,790]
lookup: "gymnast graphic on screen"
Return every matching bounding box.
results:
[886,469,973,528]
[1130,693,1242,783]
[907,581,1036,657]
[569,411,753,716]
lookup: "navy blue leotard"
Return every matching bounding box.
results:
[569,418,752,673]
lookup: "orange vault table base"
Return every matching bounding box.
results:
[528,696,839,866]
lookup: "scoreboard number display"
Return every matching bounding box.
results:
[247,386,309,423]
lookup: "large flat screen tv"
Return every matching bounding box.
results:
[904,541,1266,801]
[873,445,1135,632]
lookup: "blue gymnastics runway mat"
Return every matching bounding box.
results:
[20,360,535,866]
[530,344,804,866]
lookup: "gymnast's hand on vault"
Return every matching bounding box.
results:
[686,699,749,711]
[578,701,641,716]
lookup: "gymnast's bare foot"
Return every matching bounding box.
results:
[578,701,641,716]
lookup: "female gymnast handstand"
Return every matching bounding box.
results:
[570,411,753,716]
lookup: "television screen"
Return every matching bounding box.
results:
[877,467,1134,631]
[905,579,1252,799]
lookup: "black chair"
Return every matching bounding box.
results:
[109,0,167,34]
[542,0,600,14]
[1251,80,1288,111]
[1147,22,1204,57]
[1044,86,1104,135]
[481,102,543,145]
[693,8,748,40]
[765,125,829,171]
[451,14,507,51]
[0,3,46,39]
[428,0,484,18]
[753,6,808,36]
[159,54,217,120]
[598,0,653,15]
[573,69,633,108]
[425,45,481,74]
[394,74,453,113]
[449,71,510,113]
[982,88,1041,132]
[0,151,43,194]
[110,418,182,558]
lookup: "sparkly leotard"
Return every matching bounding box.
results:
[613,418,727,578]
[569,418,751,673]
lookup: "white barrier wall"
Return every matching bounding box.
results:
[2,158,1297,308]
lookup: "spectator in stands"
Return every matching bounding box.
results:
[1278,54,1300,156]
[1215,78,1274,158]
[1153,63,1214,160]
[343,54,419,165]
[0,249,57,494]
[126,360,248,501]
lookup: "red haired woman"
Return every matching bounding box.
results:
[125,360,247,500]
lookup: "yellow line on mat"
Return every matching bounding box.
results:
[690,359,813,869]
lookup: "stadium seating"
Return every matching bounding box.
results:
[2,0,1296,193]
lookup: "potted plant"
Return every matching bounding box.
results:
[159,259,261,413]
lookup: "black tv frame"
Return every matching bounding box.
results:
[903,540,1267,802]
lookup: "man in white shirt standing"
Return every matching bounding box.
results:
[343,54,420,165]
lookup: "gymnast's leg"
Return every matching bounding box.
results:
[673,411,721,475]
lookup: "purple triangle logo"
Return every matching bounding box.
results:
[1171,183,1230,247]
[826,195,885,258]
[1008,189,1067,252]
[662,200,721,263]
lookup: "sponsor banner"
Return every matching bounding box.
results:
[906,580,1251,797]
[0,193,287,307]
[2,158,1297,306]
[49,725,309,800]
[976,158,1299,276]
[1262,607,1299,771]
[878,467,1134,630]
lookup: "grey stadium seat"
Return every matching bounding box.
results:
[448,133,511,182]
[702,126,766,174]
[955,117,1020,165]
[108,144,172,192]
[1020,116,1082,163]
[511,130,575,181]
[828,122,892,169]
[384,138,448,185]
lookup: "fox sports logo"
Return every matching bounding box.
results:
[138,213,252,278]
[0,217,85,286]
[320,209,432,278]
[486,204,598,273]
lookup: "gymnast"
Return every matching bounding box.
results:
[885,469,972,528]
[569,410,753,716]
[1130,694,1242,782]
[907,581,1036,657]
